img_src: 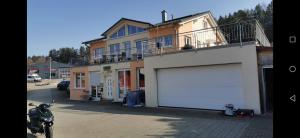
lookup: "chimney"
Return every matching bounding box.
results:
[161,10,167,22]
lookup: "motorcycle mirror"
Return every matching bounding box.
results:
[28,103,35,106]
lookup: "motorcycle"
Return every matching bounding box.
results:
[27,103,54,138]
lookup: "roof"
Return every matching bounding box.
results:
[82,11,212,44]
[147,11,211,29]
[101,18,153,36]
[82,37,106,45]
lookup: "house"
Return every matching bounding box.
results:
[70,10,272,114]
[27,61,72,79]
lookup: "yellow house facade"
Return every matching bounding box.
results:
[69,10,272,114]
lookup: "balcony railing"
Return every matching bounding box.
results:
[78,19,270,66]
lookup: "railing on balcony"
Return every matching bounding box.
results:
[91,44,152,65]
[82,19,271,66]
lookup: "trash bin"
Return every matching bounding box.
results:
[126,91,137,107]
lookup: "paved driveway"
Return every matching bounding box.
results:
[27,82,272,138]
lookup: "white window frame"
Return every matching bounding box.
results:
[74,73,85,89]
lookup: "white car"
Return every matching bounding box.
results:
[27,74,42,82]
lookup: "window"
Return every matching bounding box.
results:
[110,26,125,39]
[110,43,120,55]
[136,40,142,55]
[123,41,131,59]
[128,25,137,35]
[156,35,173,47]
[137,27,145,33]
[118,26,125,37]
[94,48,105,59]
[128,25,145,35]
[203,21,208,29]
[155,36,163,48]
[75,73,85,88]
[184,36,191,45]
[164,35,173,47]
[142,40,148,52]
[110,32,118,39]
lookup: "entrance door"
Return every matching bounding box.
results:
[90,72,101,101]
[105,76,113,100]
[117,70,131,101]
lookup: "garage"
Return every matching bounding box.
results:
[157,64,245,110]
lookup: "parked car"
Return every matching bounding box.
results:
[27,74,42,82]
[57,80,70,90]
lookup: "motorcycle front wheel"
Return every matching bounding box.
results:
[45,126,53,138]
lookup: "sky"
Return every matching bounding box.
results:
[27,0,272,56]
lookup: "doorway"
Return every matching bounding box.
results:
[104,76,113,100]
[89,72,101,101]
[117,69,131,101]
[263,67,273,112]
[137,68,145,90]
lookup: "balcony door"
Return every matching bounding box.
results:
[123,41,131,60]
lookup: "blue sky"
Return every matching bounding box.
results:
[27,0,272,56]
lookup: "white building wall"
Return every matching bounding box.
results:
[144,44,261,114]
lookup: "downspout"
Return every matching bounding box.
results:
[156,25,162,56]
[175,25,178,50]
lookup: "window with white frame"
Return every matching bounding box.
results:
[75,73,85,88]
[94,48,105,59]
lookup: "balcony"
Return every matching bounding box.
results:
[81,19,271,66]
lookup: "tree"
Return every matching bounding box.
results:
[49,49,59,61]
[217,0,273,42]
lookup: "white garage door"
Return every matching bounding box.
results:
[157,64,245,110]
